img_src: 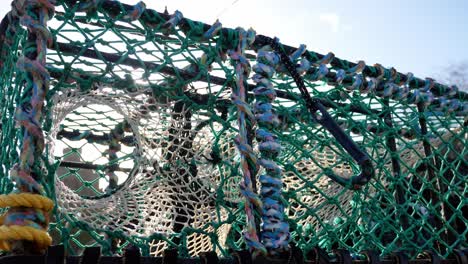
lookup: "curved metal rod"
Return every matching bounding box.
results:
[270,38,375,190]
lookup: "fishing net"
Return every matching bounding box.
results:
[0,0,466,259]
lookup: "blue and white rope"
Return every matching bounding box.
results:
[253,45,290,254]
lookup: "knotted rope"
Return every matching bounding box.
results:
[0,0,55,254]
[252,46,290,255]
[229,27,266,254]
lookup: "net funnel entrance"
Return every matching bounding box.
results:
[0,0,466,259]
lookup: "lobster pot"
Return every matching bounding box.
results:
[0,0,465,258]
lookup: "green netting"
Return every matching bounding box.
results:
[0,0,466,259]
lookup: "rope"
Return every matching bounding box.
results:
[0,194,54,211]
[0,226,52,251]
[0,193,54,251]
[0,0,55,253]
[229,27,266,254]
[252,46,290,255]
[121,1,146,22]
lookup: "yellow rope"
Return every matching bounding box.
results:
[0,225,52,251]
[0,193,54,251]
[0,193,54,211]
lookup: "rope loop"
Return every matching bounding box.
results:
[252,41,290,255]
[0,193,54,251]
[163,10,183,31]
[204,19,222,39]
[1,0,55,253]
[122,1,146,22]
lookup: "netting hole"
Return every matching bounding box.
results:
[54,104,137,198]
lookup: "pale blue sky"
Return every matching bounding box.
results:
[1,0,467,81]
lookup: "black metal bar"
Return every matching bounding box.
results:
[382,99,409,232]
[434,156,457,248]
[166,101,196,250]
[416,102,448,254]
[53,11,258,61]
[50,42,465,115]
[50,64,380,117]
[59,160,132,173]
[105,122,127,253]
[49,43,381,117]
[52,41,226,84]
[56,129,135,146]
[271,38,374,190]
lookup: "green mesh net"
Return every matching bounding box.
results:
[0,0,466,259]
